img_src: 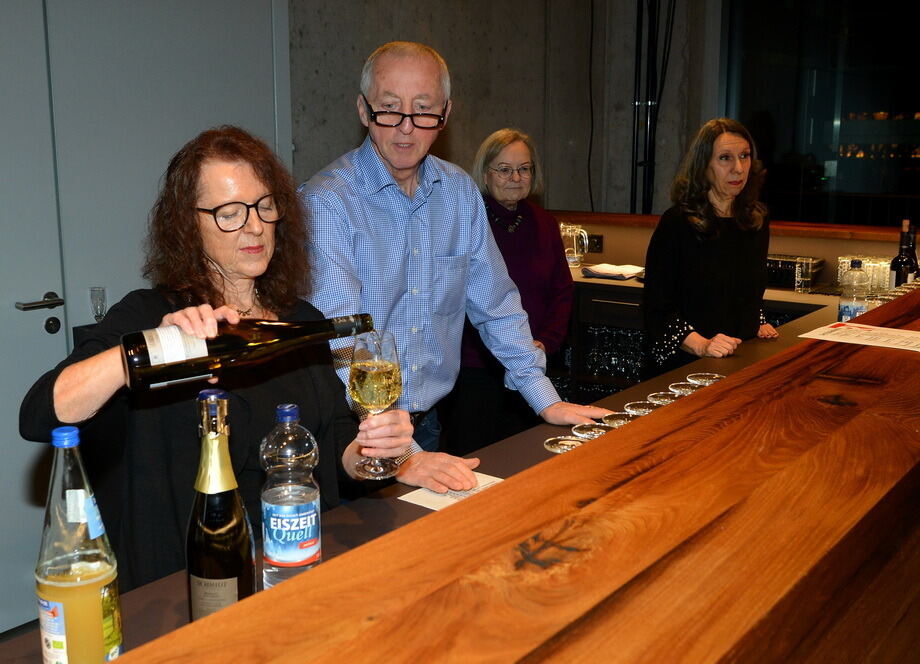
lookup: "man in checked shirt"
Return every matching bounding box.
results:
[299,41,610,493]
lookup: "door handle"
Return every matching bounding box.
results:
[15,291,65,311]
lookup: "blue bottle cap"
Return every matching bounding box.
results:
[197,388,228,402]
[275,403,300,423]
[51,426,80,448]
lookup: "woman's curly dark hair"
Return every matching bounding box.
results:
[143,125,308,314]
[670,118,767,235]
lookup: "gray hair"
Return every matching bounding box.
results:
[471,128,544,197]
[360,41,451,102]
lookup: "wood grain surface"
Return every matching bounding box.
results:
[118,295,920,663]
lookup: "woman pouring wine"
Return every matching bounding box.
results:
[19,126,474,591]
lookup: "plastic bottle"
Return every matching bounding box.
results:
[260,404,321,589]
[35,426,124,662]
[838,259,870,322]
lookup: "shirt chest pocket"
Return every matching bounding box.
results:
[431,255,468,315]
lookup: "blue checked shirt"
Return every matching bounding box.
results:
[298,136,561,415]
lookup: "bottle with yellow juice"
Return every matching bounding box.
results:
[35,426,123,662]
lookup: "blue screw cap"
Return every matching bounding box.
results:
[51,426,80,448]
[275,403,300,423]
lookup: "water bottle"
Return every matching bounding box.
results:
[260,404,321,589]
[838,259,870,322]
[36,426,124,662]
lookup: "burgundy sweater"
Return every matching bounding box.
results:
[460,196,574,369]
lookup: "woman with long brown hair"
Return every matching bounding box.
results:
[20,126,413,590]
[643,118,779,372]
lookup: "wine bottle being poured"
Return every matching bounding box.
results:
[120,313,374,390]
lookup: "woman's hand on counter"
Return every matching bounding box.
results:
[757,323,779,339]
[540,401,613,425]
[397,453,480,493]
[681,331,741,358]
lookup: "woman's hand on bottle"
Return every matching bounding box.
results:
[757,323,779,339]
[160,304,240,339]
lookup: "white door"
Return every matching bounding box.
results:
[0,2,70,633]
[0,0,291,633]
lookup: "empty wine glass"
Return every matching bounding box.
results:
[571,423,615,439]
[668,381,701,396]
[89,287,107,322]
[623,400,661,416]
[686,372,725,386]
[348,331,401,479]
[602,412,638,428]
[544,436,583,454]
[647,391,679,405]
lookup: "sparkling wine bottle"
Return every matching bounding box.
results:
[186,389,255,621]
[121,313,374,390]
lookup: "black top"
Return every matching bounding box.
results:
[643,206,769,366]
[19,289,359,590]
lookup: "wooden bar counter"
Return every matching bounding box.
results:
[102,293,920,662]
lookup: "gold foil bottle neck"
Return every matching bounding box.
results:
[194,392,237,494]
[193,432,238,494]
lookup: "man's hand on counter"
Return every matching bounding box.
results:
[397,452,480,494]
[540,401,613,425]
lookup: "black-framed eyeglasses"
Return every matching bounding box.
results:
[361,94,447,129]
[195,193,282,232]
[489,164,534,180]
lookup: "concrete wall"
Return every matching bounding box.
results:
[289,0,714,214]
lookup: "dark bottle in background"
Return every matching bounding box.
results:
[186,389,255,621]
[888,218,918,288]
[121,313,374,390]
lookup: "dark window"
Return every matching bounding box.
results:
[727,1,918,226]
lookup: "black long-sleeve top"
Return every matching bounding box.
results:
[20,289,359,590]
[643,206,770,366]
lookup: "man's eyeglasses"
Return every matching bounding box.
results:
[489,164,534,180]
[196,194,282,232]
[361,95,447,129]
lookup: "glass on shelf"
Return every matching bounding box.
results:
[571,423,615,440]
[544,436,583,454]
[686,372,725,386]
[623,400,661,416]
[646,391,679,405]
[602,412,638,428]
[668,381,702,396]
[89,286,107,322]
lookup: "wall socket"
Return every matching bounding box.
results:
[587,234,603,253]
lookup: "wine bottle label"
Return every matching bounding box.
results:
[262,498,321,567]
[189,575,238,621]
[142,326,208,366]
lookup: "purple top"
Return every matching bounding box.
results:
[461,196,574,369]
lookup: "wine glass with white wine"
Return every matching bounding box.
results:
[348,330,402,479]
